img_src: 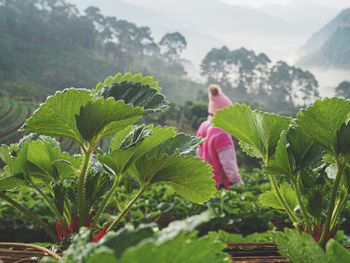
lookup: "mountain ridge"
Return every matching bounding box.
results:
[298,8,350,69]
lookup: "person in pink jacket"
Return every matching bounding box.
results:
[196,84,243,189]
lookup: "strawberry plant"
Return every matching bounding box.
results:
[0,72,216,243]
[213,98,350,249]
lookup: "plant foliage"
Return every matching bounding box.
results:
[0,73,216,243]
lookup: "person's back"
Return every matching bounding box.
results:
[196,84,243,189]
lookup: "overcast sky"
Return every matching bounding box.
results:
[222,0,350,8]
[222,0,289,8]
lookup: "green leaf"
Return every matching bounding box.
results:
[336,120,350,156]
[53,183,66,215]
[3,137,79,185]
[93,72,160,95]
[86,247,117,263]
[213,104,290,161]
[0,144,13,164]
[306,188,323,222]
[326,239,350,262]
[286,126,323,171]
[265,131,294,177]
[133,154,215,204]
[75,97,143,143]
[5,138,31,181]
[99,225,155,258]
[119,125,152,150]
[265,127,323,177]
[60,228,100,263]
[99,80,168,113]
[27,139,78,181]
[110,126,137,151]
[115,232,229,263]
[157,211,212,243]
[259,183,297,211]
[296,98,350,154]
[22,89,92,145]
[0,175,25,192]
[85,169,113,209]
[274,229,327,263]
[149,133,203,156]
[98,126,176,175]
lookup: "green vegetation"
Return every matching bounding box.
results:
[0,97,80,154]
[0,98,34,144]
[0,72,215,244]
[0,0,205,104]
[1,1,350,262]
[201,47,319,113]
[335,81,350,99]
[214,98,350,249]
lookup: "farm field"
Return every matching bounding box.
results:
[1,73,350,263]
[1,0,350,262]
[0,98,80,155]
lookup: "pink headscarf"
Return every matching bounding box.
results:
[208,84,232,114]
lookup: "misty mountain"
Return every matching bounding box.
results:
[299,9,350,69]
[301,8,350,54]
[69,0,223,65]
[126,0,296,36]
[73,0,314,63]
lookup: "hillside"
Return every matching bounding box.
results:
[71,0,307,62]
[301,8,350,54]
[298,8,350,69]
[0,0,205,104]
[299,27,350,68]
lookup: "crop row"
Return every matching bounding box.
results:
[0,99,14,120]
[0,98,93,153]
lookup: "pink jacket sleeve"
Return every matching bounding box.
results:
[218,146,244,185]
[213,132,243,185]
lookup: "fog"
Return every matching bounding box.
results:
[69,0,350,96]
[308,68,350,97]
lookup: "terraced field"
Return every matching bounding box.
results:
[0,97,80,153]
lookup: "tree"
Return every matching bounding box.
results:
[201,47,270,98]
[200,46,233,88]
[200,46,319,112]
[159,32,187,61]
[267,61,319,109]
[335,81,350,98]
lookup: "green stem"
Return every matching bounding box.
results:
[319,161,345,249]
[32,184,62,220]
[292,175,312,232]
[0,192,58,242]
[77,147,93,226]
[268,174,299,224]
[107,186,146,232]
[92,175,121,228]
[64,196,72,225]
[330,186,349,230]
[264,155,298,225]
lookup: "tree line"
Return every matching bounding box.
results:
[200,46,319,113]
[0,0,188,99]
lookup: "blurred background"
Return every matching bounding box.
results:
[1,0,350,143]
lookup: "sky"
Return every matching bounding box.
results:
[222,0,289,8]
[222,0,350,8]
